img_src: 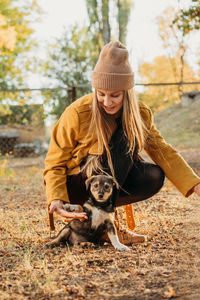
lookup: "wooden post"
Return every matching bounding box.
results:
[72,86,76,102]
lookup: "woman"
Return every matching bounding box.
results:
[44,41,200,244]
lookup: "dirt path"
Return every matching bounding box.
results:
[0,153,200,299]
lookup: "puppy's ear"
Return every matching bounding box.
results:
[85,176,96,190]
[113,179,119,190]
[103,173,119,190]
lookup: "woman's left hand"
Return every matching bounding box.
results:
[193,183,200,196]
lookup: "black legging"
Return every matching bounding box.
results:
[67,158,165,207]
[116,159,165,206]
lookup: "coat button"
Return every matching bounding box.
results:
[98,147,101,151]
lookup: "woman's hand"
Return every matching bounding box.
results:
[193,183,200,197]
[49,200,87,219]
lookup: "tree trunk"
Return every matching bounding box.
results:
[101,0,111,44]
[117,0,132,45]
[85,0,132,48]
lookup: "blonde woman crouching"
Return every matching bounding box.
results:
[44,41,200,245]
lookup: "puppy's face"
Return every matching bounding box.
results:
[86,175,114,202]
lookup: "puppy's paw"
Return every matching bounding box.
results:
[45,241,56,248]
[80,241,94,248]
[63,204,83,213]
[46,241,66,248]
[115,243,130,252]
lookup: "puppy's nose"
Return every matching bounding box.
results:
[98,193,104,199]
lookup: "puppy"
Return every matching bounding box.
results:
[46,175,130,251]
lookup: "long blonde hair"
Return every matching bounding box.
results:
[82,88,147,179]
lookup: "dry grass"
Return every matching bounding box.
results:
[154,100,200,149]
[0,158,200,299]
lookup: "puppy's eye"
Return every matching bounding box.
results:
[93,183,99,188]
[104,184,110,190]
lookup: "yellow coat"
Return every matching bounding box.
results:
[44,93,200,205]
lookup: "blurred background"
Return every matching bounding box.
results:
[0,0,200,164]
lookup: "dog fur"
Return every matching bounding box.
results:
[46,175,130,251]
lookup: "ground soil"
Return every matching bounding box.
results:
[0,148,200,299]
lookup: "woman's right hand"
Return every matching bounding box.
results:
[49,200,87,219]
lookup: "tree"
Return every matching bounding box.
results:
[0,0,41,90]
[0,13,16,50]
[117,0,133,45]
[0,0,41,122]
[85,0,133,48]
[44,0,134,120]
[173,0,200,35]
[157,7,189,98]
[42,25,93,119]
[138,55,199,112]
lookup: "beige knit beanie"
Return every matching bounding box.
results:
[92,41,134,91]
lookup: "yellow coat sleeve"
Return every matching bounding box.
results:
[141,103,200,197]
[43,105,79,205]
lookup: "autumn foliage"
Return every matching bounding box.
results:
[138,54,200,112]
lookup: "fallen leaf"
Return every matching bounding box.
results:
[163,285,176,298]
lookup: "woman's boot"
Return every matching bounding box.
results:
[114,207,146,245]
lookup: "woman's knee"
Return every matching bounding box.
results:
[148,164,165,193]
[117,164,165,206]
[119,162,165,199]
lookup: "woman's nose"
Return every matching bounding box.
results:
[104,96,112,106]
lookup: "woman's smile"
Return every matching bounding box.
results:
[103,105,116,111]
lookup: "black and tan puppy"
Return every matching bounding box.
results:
[46,175,130,251]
